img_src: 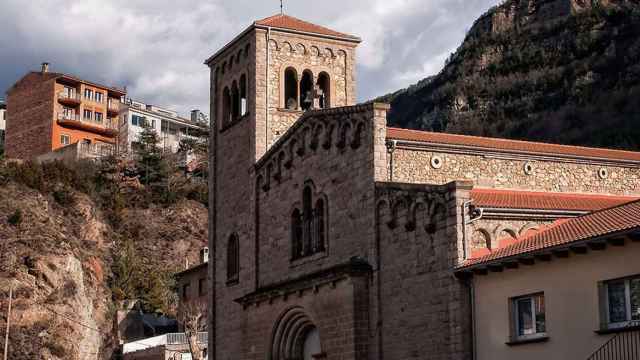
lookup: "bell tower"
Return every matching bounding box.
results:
[206,14,361,161]
[205,14,360,357]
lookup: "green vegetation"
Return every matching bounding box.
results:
[383,2,640,150]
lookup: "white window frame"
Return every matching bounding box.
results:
[60,134,70,146]
[603,275,640,330]
[95,92,103,103]
[84,89,93,100]
[83,110,92,120]
[512,293,547,341]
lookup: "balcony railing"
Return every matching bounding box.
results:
[57,112,80,122]
[122,332,207,354]
[107,101,119,111]
[57,92,81,103]
[79,141,114,158]
[56,112,119,137]
[588,328,640,360]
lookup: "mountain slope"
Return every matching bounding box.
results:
[0,160,208,360]
[382,0,640,150]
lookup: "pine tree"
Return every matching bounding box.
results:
[135,122,168,186]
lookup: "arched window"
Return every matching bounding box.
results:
[300,70,314,111]
[316,72,330,109]
[227,233,239,283]
[240,74,247,116]
[292,185,327,261]
[314,199,325,252]
[231,81,240,120]
[291,209,302,260]
[284,67,298,110]
[222,87,231,125]
[244,43,251,59]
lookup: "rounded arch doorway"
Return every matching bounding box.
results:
[271,307,325,360]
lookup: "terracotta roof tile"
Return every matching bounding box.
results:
[462,199,640,267]
[387,127,640,163]
[471,188,638,212]
[255,14,359,40]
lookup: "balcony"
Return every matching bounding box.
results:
[122,332,207,354]
[56,112,119,137]
[107,101,120,116]
[588,327,639,360]
[57,92,81,106]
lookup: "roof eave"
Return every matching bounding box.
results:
[455,228,640,275]
[204,23,361,66]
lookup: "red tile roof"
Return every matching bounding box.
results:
[462,199,640,268]
[255,14,359,40]
[471,188,638,212]
[387,128,640,163]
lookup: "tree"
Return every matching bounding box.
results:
[135,122,168,186]
[179,300,207,360]
[110,237,142,301]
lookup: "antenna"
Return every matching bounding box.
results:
[280,0,284,14]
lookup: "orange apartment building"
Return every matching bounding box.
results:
[5,63,126,160]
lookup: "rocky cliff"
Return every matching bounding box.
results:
[380,0,640,150]
[0,160,208,359]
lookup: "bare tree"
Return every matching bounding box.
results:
[179,300,207,360]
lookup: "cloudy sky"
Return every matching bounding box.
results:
[0,0,498,117]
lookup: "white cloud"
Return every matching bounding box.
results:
[0,0,499,116]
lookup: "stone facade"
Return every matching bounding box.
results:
[206,14,640,360]
[389,148,640,195]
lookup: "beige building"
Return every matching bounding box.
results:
[205,12,640,360]
[457,201,640,360]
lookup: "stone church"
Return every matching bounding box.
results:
[205,14,640,360]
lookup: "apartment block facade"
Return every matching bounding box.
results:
[118,98,206,155]
[5,63,125,160]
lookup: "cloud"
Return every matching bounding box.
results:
[0,0,498,116]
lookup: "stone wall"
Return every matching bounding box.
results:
[390,148,640,195]
[375,181,473,360]
[469,218,554,254]
[254,103,387,287]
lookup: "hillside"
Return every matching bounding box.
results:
[380,0,640,150]
[0,159,208,360]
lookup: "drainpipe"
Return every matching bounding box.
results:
[386,140,397,181]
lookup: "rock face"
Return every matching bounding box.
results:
[0,180,208,359]
[380,0,640,150]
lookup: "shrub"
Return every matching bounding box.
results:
[8,209,22,226]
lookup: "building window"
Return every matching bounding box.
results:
[222,87,231,125]
[84,89,93,100]
[60,134,70,145]
[94,112,103,123]
[227,233,239,283]
[300,70,314,111]
[284,67,298,110]
[83,109,92,120]
[182,283,190,301]
[198,278,206,296]
[511,293,546,341]
[95,92,103,103]
[231,81,240,121]
[240,74,247,116]
[603,275,640,329]
[131,115,146,127]
[317,72,330,109]
[291,185,327,261]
